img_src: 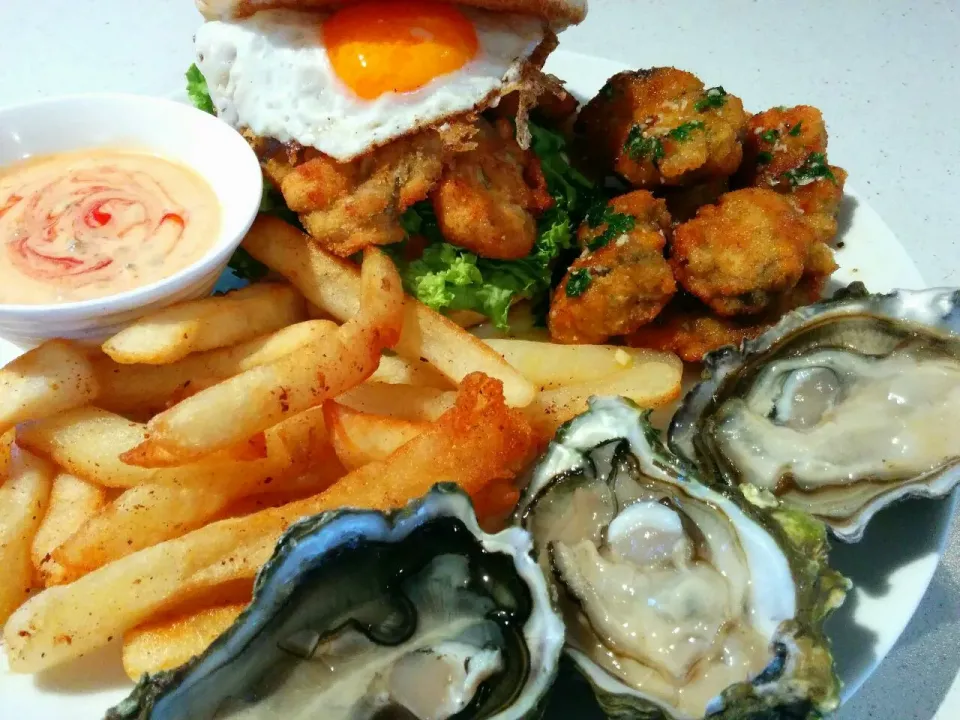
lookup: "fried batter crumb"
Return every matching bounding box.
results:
[431,118,552,260]
[575,68,748,189]
[669,188,836,317]
[549,191,676,344]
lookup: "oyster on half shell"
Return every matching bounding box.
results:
[670,284,960,541]
[108,485,565,720]
[516,397,848,720]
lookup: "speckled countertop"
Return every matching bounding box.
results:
[2,1,958,717]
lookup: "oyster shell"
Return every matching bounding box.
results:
[516,397,847,719]
[108,485,565,720]
[670,284,960,541]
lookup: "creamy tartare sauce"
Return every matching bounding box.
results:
[0,149,220,304]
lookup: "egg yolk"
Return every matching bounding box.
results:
[323,1,479,100]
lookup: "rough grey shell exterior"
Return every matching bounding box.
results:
[107,484,565,720]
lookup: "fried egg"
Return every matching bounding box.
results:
[195,1,546,161]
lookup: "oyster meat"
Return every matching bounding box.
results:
[671,284,960,541]
[516,397,847,719]
[108,485,564,720]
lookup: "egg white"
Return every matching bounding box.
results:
[195,8,545,161]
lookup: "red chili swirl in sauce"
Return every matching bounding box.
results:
[0,150,220,305]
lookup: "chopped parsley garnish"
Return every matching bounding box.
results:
[694,86,727,112]
[789,122,803,137]
[624,125,665,163]
[782,152,836,186]
[585,202,636,250]
[668,121,705,141]
[757,151,773,165]
[566,269,593,297]
[760,129,780,144]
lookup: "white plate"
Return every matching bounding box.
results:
[0,49,953,718]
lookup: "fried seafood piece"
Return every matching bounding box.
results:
[739,106,848,243]
[791,164,848,243]
[431,118,553,260]
[627,278,826,362]
[548,191,676,344]
[660,177,729,224]
[669,188,837,317]
[250,123,476,257]
[575,68,748,188]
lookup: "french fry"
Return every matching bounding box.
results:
[0,340,99,435]
[324,402,516,526]
[325,402,428,470]
[242,215,535,407]
[369,354,452,388]
[0,428,13,479]
[486,340,679,390]
[3,373,536,672]
[101,283,307,365]
[48,407,344,581]
[122,603,247,680]
[0,447,54,625]
[337,383,456,423]
[95,320,339,415]
[31,473,107,573]
[18,408,267,489]
[447,309,489,328]
[528,360,683,436]
[124,248,404,463]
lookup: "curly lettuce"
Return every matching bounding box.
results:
[186,58,598,319]
[186,64,215,115]
[394,120,599,329]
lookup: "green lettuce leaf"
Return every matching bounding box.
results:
[185,64,215,115]
[393,119,599,329]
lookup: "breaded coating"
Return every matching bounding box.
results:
[740,106,828,187]
[627,278,826,362]
[792,165,848,244]
[575,68,748,189]
[251,124,476,257]
[431,118,553,260]
[669,188,836,317]
[548,191,676,344]
[660,177,729,224]
[739,106,848,243]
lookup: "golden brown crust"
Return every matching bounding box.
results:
[548,191,676,344]
[627,278,825,363]
[739,105,828,189]
[669,188,830,317]
[197,0,587,25]
[255,122,477,257]
[575,68,748,189]
[431,118,549,260]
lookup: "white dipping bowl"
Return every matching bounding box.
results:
[0,93,262,347]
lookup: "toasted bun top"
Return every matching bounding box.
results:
[196,0,587,26]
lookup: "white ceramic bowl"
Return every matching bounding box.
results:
[0,93,262,347]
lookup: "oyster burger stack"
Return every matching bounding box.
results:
[192,0,591,329]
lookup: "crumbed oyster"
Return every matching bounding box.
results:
[670,284,960,541]
[107,485,564,720]
[515,397,848,719]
